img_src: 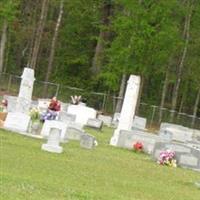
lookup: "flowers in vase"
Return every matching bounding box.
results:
[29,108,40,122]
[158,149,177,167]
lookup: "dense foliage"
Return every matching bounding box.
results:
[0,0,199,116]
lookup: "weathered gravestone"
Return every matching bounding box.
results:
[159,123,193,143]
[110,75,141,146]
[38,99,50,112]
[59,111,76,123]
[152,141,200,171]
[98,115,112,127]
[64,127,85,141]
[4,112,31,133]
[4,68,35,133]
[86,118,103,130]
[3,95,17,112]
[117,129,159,154]
[132,116,147,130]
[67,104,97,125]
[41,128,63,153]
[80,134,96,149]
[41,120,67,139]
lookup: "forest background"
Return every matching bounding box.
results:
[0,0,199,121]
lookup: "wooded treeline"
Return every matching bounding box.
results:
[0,0,199,117]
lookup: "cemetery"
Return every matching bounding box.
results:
[0,68,200,199]
[1,1,200,199]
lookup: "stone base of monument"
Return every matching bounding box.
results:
[41,144,63,153]
[4,112,30,133]
[116,129,159,154]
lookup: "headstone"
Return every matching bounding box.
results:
[132,116,147,130]
[38,99,50,112]
[86,118,103,130]
[117,129,159,154]
[68,121,84,130]
[80,134,96,149]
[98,115,112,127]
[59,111,76,123]
[162,126,193,143]
[159,131,173,142]
[192,129,200,142]
[110,75,141,146]
[41,120,67,139]
[16,68,35,114]
[65,127,85,141]
[67,104,97,125]
[3,95,17,112]
[152,141,200,171]
[4,112,30,133]
[60,102,69,112]
[41,128,63,153]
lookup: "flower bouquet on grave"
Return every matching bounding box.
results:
[157,149,177,167]
[133,141,143,152]
[71,95,82,105]
[29,108,41,134]
[40,109,58,121]
[29,108,40,122]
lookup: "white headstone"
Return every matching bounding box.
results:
[41,120,68,139]
[132,116,147,130]
[67,104,97,125]
[4,112,30,133]
[110,75,140,146]
[98,115,112,127]
[16,68,35,114]
[41,128,63,153]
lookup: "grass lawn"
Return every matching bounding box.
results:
[0,127,200,200]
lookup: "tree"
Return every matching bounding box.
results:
[170,0,194,121]
[29,0,49,70]
[91,0,112,76]
[43,0,64,96]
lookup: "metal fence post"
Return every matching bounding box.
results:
[150,105,157,128]
[7,74,12,93]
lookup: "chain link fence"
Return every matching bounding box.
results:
[0,73,199,130]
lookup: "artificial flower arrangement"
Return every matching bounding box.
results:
[41,97,61,122]
[29,108,40,122]
[157,149,177,167]
[71,95,82,105]
[133,141,143,152]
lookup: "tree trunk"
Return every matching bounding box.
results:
[0,21,8,73]
[136,76,144,115]
[191,87,200,127]
[159,65,170,123]
[43,0,64,97]
[170,2,193,121]
[91,0,112,75]
[29,0,49,70]
[115,74,127,113]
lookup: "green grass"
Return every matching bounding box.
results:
[0,127,200,200]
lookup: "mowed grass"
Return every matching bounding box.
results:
[0,127,200,200]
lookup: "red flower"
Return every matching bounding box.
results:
[133,142,143,152]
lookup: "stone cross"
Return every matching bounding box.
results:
[16,68,35,114]
[42,128,63,153]
[110,75,141,146]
